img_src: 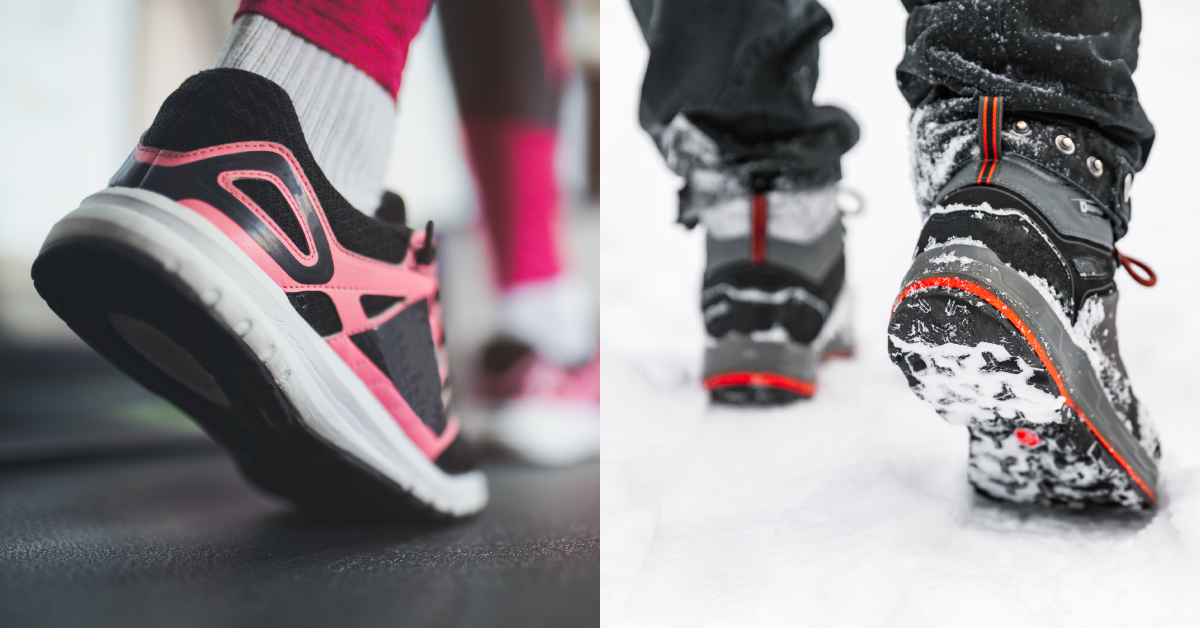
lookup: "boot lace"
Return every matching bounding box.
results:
[1113,247,1156,287]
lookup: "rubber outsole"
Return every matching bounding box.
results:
[33,239,455,521]
[889,277,1153,509]
[704,372,814,405]
[703,294,855,407]
[32,188,486,520]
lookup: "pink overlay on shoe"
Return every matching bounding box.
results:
[132,142,457,459]
[481,345,600,407]
[235,0,434,97]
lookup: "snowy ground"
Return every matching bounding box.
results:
[599,1,1200,625]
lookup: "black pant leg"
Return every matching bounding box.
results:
[632,0,859,195]
[899,0,1151,236]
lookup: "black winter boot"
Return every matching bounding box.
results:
[889,98,1160,509]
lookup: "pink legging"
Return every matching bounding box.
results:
[235,0,567,290]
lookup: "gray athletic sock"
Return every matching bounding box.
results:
[216,13,395,213]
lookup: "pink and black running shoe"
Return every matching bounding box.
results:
[31,69,486,519]
[475,337,599,466]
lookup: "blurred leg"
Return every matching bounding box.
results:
[441,0,595,367]
[441,0,598,465]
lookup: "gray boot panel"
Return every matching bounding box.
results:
[937,156,1113,248]
[705,220,844,283]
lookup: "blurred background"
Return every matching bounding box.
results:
[0,2,599,626]
[0,0,599,443]
[0,0,599,349]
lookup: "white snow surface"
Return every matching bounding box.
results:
[601,1,1200,625]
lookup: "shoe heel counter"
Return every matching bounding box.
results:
[140,68,305,154]
[109,149,150,188]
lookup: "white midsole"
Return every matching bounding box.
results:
[43,187,488,516]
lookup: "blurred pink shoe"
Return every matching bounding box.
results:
[476,337,599,466]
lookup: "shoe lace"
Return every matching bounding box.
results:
[415,220,438,266]
[1113,247,1157,287]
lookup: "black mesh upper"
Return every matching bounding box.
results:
[351,331,388,374]
[140,69,410,264]
[233,178,309,255]
[361,294,405,318]
[286,291,342,337]
[374,191,407,227]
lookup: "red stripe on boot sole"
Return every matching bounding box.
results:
[891,276,1156,503]
[703,372,816,397]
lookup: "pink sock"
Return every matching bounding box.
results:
[442,0,569,290]
[235,0,433,97]
[462,118,563,289]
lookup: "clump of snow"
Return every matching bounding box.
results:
[888,336,1065,427]
[658,113,722,176]
[909,101,975,211]
[967,425,1143,508]
[926,251,976,267]
[1010,266,1068,324]
[966,430,1046,503]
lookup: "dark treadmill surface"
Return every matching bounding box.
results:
[0,349,599,627]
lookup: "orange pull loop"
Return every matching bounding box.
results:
[1113,248,1157,287]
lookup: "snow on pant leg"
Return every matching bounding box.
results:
[630,0,859,177]
[441,0,595,366]
[899,0,1151,237]
[629,0,859,225]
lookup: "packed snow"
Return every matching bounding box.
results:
[601,0,1200,625]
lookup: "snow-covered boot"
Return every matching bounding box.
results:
[696,172,854,405]
[889,97,1160,509]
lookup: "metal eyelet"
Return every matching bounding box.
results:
[1055,135,1076,155]
[1123,173,1133,204]
[1087,156,1104,177]
[1013,120,1031,136]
